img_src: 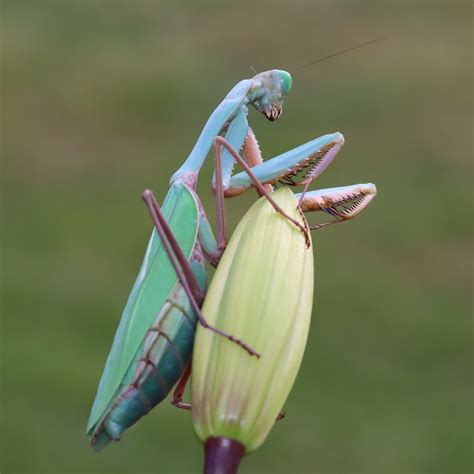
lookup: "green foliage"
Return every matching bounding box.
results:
[2,1,471,473]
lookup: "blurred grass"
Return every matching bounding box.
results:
[1,1,472,473]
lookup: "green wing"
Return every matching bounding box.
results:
[87,182,199,435]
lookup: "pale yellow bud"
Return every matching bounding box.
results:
[192,187,314,456]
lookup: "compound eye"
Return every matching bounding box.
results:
[279,71,293,96]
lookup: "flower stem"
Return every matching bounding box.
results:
[204,436,246,474]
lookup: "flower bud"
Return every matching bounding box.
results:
[192,187,314,464]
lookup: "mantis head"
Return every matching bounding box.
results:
[249,70,293,121]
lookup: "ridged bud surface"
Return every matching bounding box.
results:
[192,187,313,452]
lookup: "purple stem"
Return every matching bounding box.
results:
[204,437,246,474]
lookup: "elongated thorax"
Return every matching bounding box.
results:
[192,187,314,452]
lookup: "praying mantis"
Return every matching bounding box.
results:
[86,69,376,450]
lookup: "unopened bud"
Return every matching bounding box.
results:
[192,187,314,469]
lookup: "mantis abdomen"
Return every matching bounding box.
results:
[92,284,199,448]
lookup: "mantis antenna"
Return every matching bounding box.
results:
[296,37,388,71]
[246,38,387,77]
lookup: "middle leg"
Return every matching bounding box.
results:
[213,136,311,247]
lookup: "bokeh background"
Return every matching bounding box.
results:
[2,1,472,473]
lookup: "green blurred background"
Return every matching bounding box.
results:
[2,1,472,473]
